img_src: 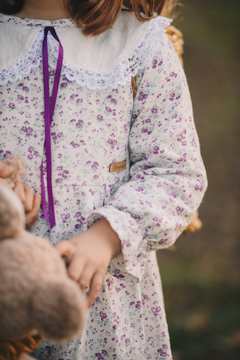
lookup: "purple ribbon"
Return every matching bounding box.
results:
[41,26,63,229]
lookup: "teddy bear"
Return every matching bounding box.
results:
[0,180,87,360]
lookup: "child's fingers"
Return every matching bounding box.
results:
[55,240,75,266]
[78,264,95,291]
[67,254,85,283]
[25,194,41,229]
[0,162,14,178]
[23,185,34,212]
[13,179,26,204]
[25,215,39,230]
[87,271,104,308]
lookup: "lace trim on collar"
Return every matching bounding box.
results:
[0,16,171,90]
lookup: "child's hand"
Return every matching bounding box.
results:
[0,161,14,178]
[55,218,122,308]
[13,179,41,229]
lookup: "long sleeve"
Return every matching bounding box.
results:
[88,34,207,282]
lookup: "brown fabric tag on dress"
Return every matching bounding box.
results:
[109,160,127,172]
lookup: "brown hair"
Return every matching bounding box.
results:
[0,0,170,36]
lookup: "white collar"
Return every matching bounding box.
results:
[0,12,171,89]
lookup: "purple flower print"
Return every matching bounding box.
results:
[111,98,117,104]
[176,206,184,215]
[70,141,80,148]
[107,139,117,149]
[157,349,167,357]
[97,114,103,121]
[138,92,148,101]
[3,151,12,159]
[105,106,112,113]
[61,213,70,223]
[75,120,84,128]
[135,301,142,309]
[91,161,99,170]
[123,124,128,133]
[45,346,52,356]
[151,306,161,316]
[99,311,107,322]
[95,354,104,360]
[152,59,157,69]
[21,126,33,136]
[89,188,94,195]
[70,94,78,99]
[151,108,158,114]
[8,102,15,109]
[22,86,29,92]
[153,146,159,154]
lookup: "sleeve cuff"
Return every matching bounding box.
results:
[87,205,148,282]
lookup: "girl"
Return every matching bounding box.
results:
[0,0,207,359]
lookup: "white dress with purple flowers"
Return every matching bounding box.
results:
[0,11,207,360]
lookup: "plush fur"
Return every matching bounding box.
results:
[0,183,87,360]
[0,155,26,189]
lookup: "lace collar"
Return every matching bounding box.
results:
[0,12,171,90]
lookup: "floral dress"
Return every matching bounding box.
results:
[0,11,207,360]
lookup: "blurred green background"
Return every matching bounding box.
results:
[157,0,240,359]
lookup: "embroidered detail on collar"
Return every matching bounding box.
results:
[0,16,171,90]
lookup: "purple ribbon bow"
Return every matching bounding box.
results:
[41,26,64,229]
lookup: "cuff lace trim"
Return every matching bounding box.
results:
[0,16,171,90]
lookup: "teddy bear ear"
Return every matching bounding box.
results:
[0,184,25,240]
[31,277,87,342]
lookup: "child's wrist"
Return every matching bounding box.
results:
[88,218,122,258]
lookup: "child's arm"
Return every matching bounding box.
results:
[85,34,207,281]
[55,218,121,308]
